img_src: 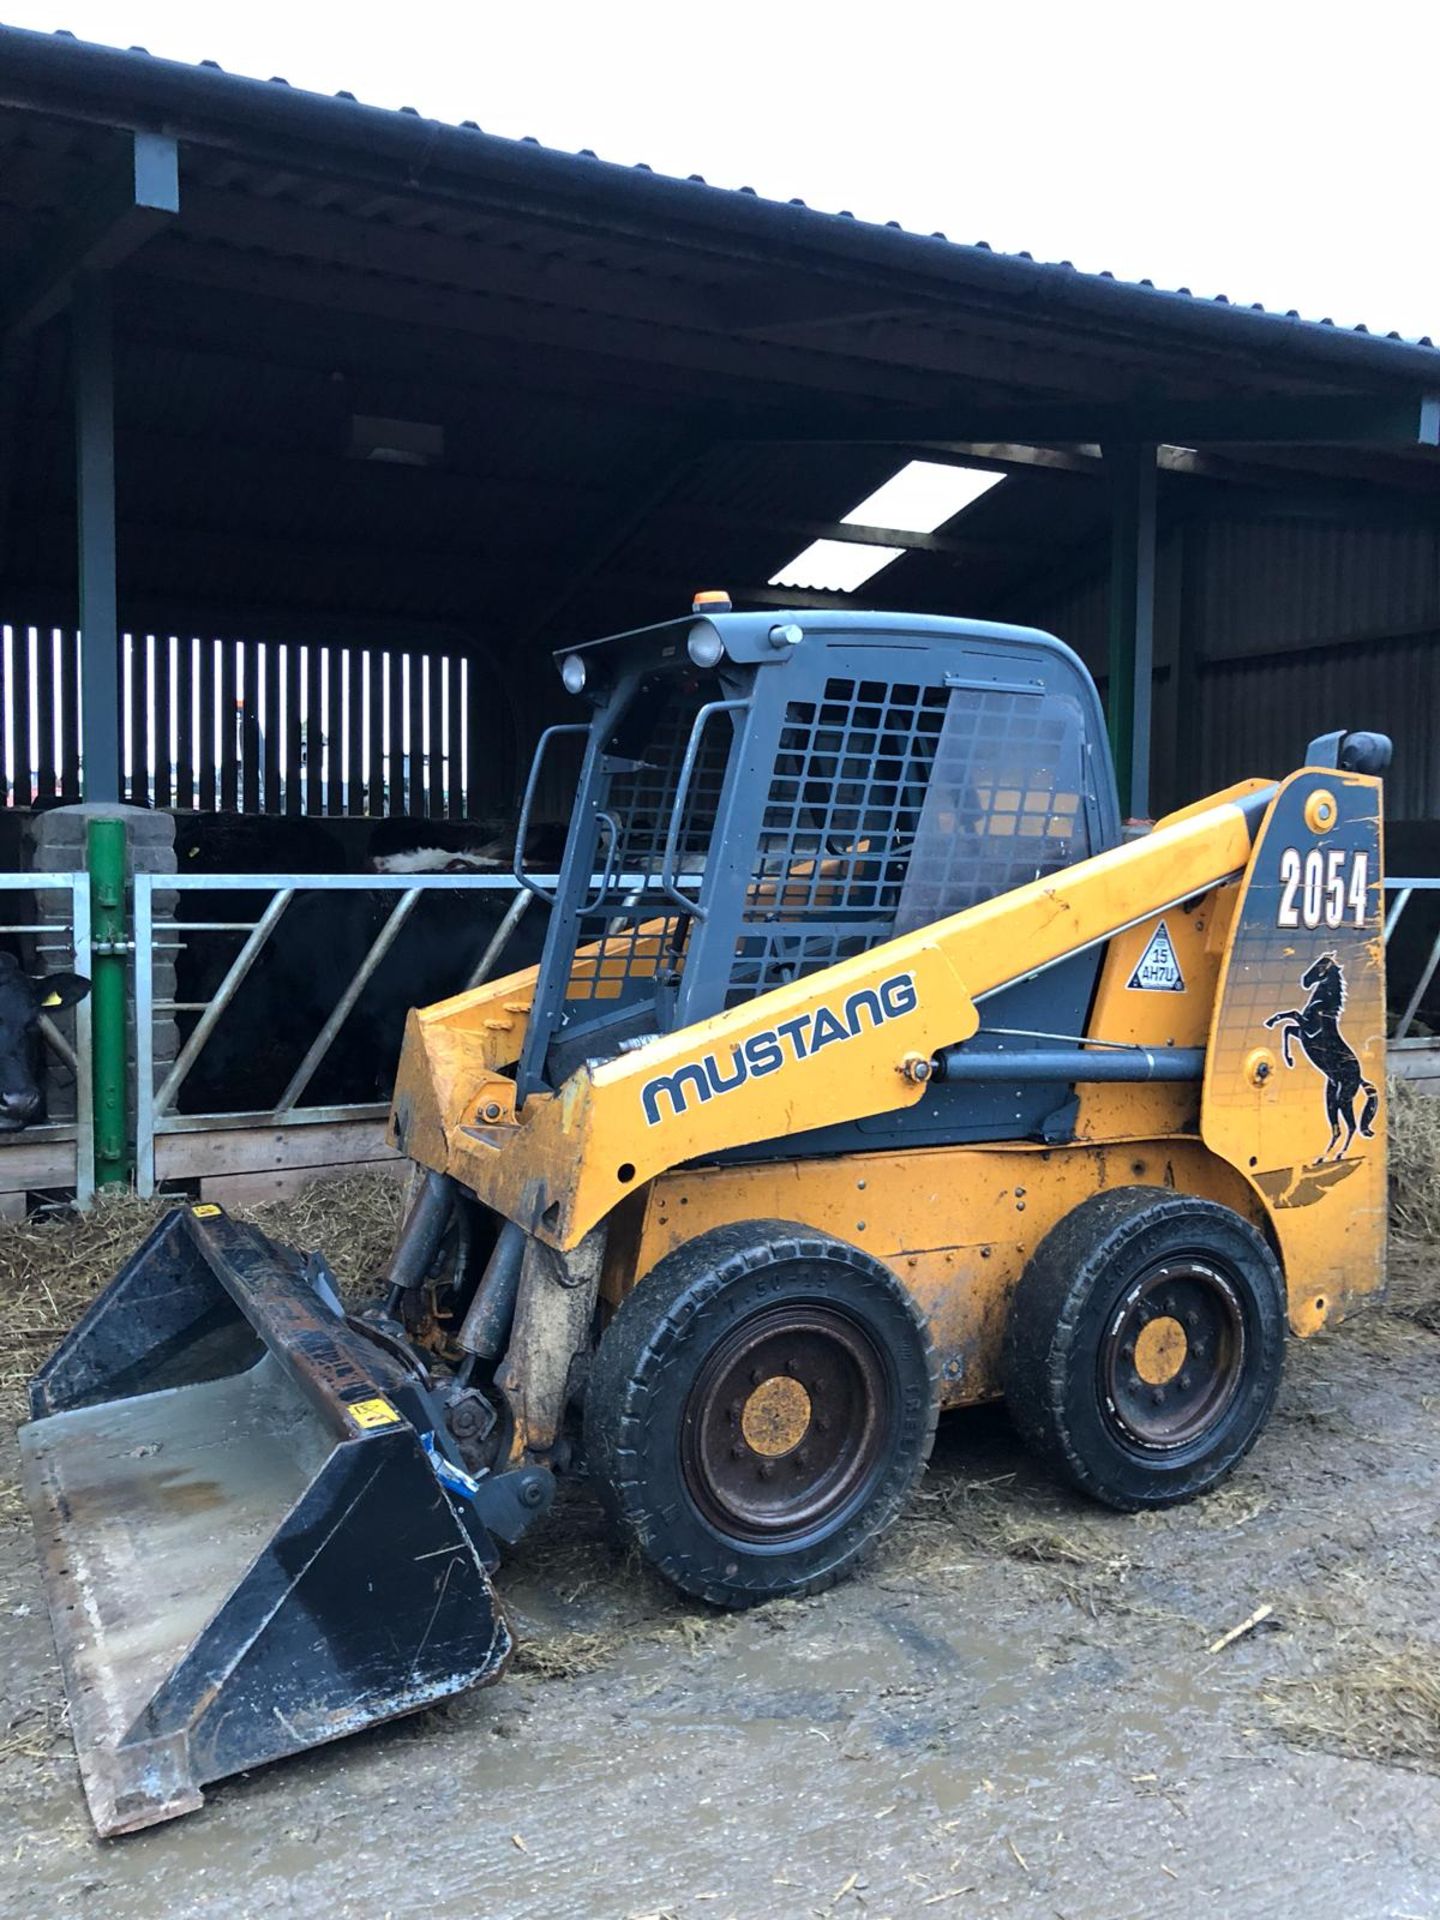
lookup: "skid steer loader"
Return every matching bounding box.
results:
[22,601,1390,1835]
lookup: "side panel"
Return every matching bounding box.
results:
[624,1138,1266,1409]
[1201,769,1386,1334]
[1073,884,1238,1143]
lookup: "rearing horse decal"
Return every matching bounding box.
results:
[1264,954,1378,1162]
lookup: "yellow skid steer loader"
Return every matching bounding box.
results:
[22,602,1390,1834]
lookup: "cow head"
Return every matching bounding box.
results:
[366,817,509,875]
[0,953,91,1130]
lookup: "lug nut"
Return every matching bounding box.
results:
[1178,1373,1192,1391]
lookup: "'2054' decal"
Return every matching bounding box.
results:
[1276,847,1369,931]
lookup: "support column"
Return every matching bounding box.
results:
[1173,521,1205,809]
[74,271,121,803]
[1105,442,1157,821]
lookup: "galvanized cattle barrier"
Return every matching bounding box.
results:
[0,869,94,1211]
[2,863,1437,1213]
[131,869,552,1201]
[1384,876,1440,1089]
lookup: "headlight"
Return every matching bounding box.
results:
[687,626,724,669]
[560,654,587,694]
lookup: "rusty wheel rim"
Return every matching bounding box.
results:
[680,1303,890,1543]
[1101,1260,1245,1451]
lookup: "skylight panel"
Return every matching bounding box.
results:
[768,540,905,593]
[841,459,1003,533]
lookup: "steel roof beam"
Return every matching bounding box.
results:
[735,393,1440,449]
[4,129,178,338]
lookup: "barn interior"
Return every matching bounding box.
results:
[3,23,1440,844]
[2,23,1440,1211]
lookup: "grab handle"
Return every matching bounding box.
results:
[513,724,592,904]
[658,699,748,921]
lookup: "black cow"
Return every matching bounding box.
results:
[0,953,90,1130]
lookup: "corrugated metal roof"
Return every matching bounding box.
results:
[1,24,1435,368]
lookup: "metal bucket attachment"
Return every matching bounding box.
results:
[20,1204,512,1837]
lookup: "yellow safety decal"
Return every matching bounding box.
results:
[191,1203,223,1218]
[348,1397,402,1431]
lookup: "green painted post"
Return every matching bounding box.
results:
[88,817,131,1186]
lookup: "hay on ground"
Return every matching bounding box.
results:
[889,1480,1133,1604]
[0,1174,406,1423]
[1386,1078,1440,1328]
[510,1631,613,1680]
[1266,1642,1440,1774]
[0,1700,69,1765]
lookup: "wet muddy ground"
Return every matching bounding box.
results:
[2,1307,1438,1920]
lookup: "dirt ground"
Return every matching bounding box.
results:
[1,1175,1439,1917]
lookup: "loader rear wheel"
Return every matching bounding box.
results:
[584,1222,938,1608]
[1002,1189,1286,1511]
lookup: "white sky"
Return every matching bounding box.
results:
[6,0,1439,341]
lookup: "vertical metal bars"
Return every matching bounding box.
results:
[0,628,490,817]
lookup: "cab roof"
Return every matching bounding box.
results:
[557,606,1089,675]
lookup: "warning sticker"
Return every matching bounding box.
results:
[191,1203,223,1218]
[348,1397,403,1431]
[1127,922,1185,993]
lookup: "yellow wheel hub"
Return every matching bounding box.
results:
[1133,1315,1188,1387]
[740,1375,813,1457]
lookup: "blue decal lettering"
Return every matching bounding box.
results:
[844,987,884,1035]
[744,1031,783,1076]
[642,969,920,1126]
[808,1005,849,1052]
[704,1047,749,1095]
[775,1015,811,1061]
[641,1061,713,1126]
[880,972,917,1018]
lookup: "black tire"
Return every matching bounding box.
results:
[584,1221,938,1608]
[1002,1188,1286,1512]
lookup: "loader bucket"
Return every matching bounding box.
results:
[19,1204,511,1837]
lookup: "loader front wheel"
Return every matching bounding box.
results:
[584,1223,937,1608]
[1002,1188,1286,1511]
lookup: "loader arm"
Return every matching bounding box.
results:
[395,781,1272,1250]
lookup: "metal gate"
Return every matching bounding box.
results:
[3,864,1434,1214]
[132,869,540,1197]
[0,870,94,1210]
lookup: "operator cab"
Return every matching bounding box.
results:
[513,598,1120,1150]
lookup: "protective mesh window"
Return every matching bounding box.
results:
[726,676,947,1005]
[894,687,1090,934]
[602,678,729,879]
[567,677,729,1007]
